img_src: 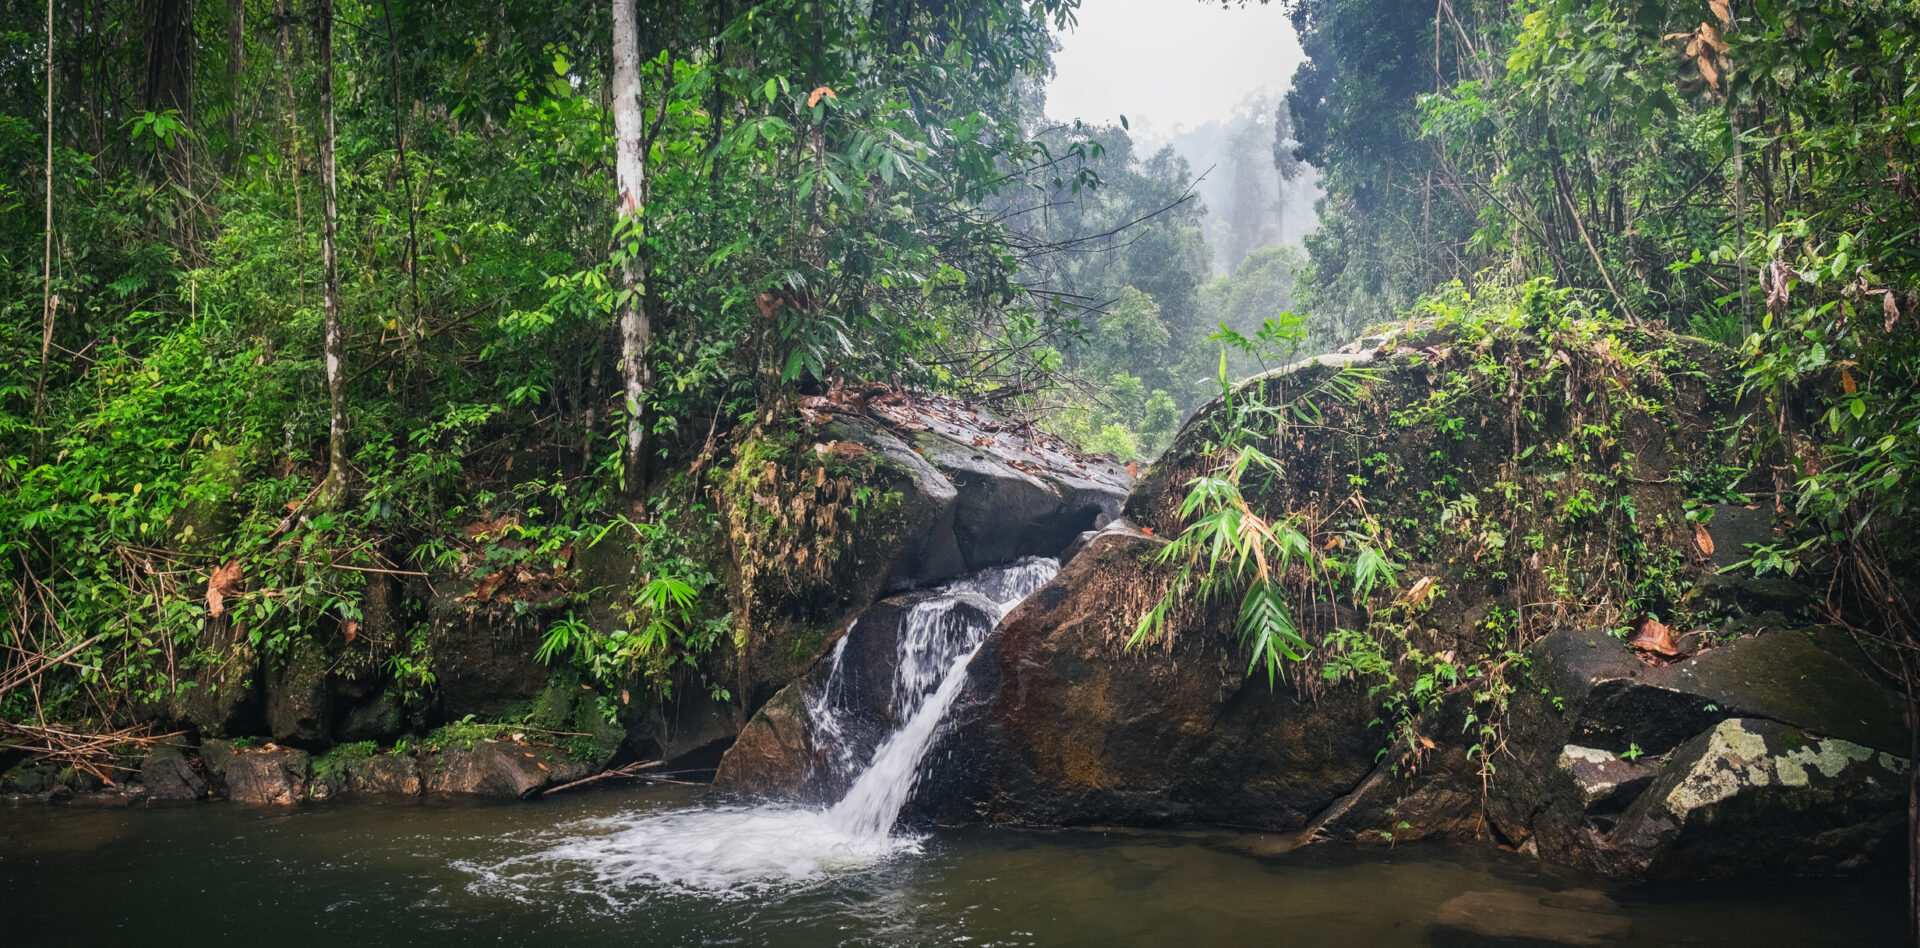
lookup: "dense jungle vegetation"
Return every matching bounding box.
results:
[1280,0,1920,679]
[1,0,1310,731]
[1,0,1917,894]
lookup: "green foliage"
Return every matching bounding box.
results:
[0,0,1105,728]
[1131,363,1394,685]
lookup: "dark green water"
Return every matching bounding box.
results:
[0,786,1903,946]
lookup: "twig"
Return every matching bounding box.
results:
[540,759,664,795]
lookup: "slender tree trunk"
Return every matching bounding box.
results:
[227,0,244,158]
[610,0,650,496]
[317,0,349,504]
[274,0,307,306]
[33,0,55,458]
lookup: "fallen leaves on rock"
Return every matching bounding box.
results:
[1692,522,1715,556]
[1626,616,1683,657]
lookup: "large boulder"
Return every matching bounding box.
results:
[1591,718,1906,879]
[930,528,1388,829]
[1489,626,1911,877]
[891,312,1908,882]
[714,395,1132,787]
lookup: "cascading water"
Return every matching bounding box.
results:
[823,556,1056,838]
[461,557,1057,898]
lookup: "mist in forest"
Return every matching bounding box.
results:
[1043,0,1317,276]
[1167,92,1322,276]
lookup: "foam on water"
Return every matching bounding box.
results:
[459,805,922,903]
[459,556,1058,900]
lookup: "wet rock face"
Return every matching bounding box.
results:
[713,584,1007,803]
[427,600,553,722]
[266,641,333,747]
[709,682,819,800]
[929,529,1385,830]
[1490,628,1911,879]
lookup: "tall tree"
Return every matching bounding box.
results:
[610,0,649,495]
[317,0,348,505]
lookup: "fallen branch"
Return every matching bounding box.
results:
[541,758,664,796]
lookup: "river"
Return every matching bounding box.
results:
[0,786,1902,946]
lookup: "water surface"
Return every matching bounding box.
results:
[0,787,1902,946]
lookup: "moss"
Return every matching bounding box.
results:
[311,740,378,782]
[787,625,832,664]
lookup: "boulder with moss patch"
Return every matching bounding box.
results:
[1588,718,1908,879]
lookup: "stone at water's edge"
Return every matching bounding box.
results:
[710,682,818,800]
[423,741,588,799]
[221,746,310,806]
[1490,627,1911,878]
[139,745,210,802]
[1598,719,1906,879]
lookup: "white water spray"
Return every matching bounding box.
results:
[824,557,1056,839]
[463,557,1057,896]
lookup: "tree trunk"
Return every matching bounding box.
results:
[33,0,55,459]
[610,0,649,496]
[227,0,244,157]
[317,0,349,505]
[274,0,306,306]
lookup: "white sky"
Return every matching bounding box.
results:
[1044,0,1307,144]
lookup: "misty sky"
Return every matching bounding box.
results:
[1044,0,1307,143]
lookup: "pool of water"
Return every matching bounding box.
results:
[0,786,1903,946]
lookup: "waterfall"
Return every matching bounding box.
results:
[822,556,1057,839]
[465,557,1056,896]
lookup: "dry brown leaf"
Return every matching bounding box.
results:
[1841,368,1857,394]
[1697,52,1720,89]
[1699,21,1729,53]
[1418,735,1436,750]
[1126,462,1139,478]
[1709,0,1731,25]
[472,572,507,602]
[1693,522,1716,556]
[342,619,359,644]
[1627,616,1682,656]
[1886,290,1901,332]
[536,762,549,772]
[807,86,837,107]
[206,560,243,618]
[1400,575,1437,608]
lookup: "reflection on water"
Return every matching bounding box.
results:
[0,786,1904,947]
